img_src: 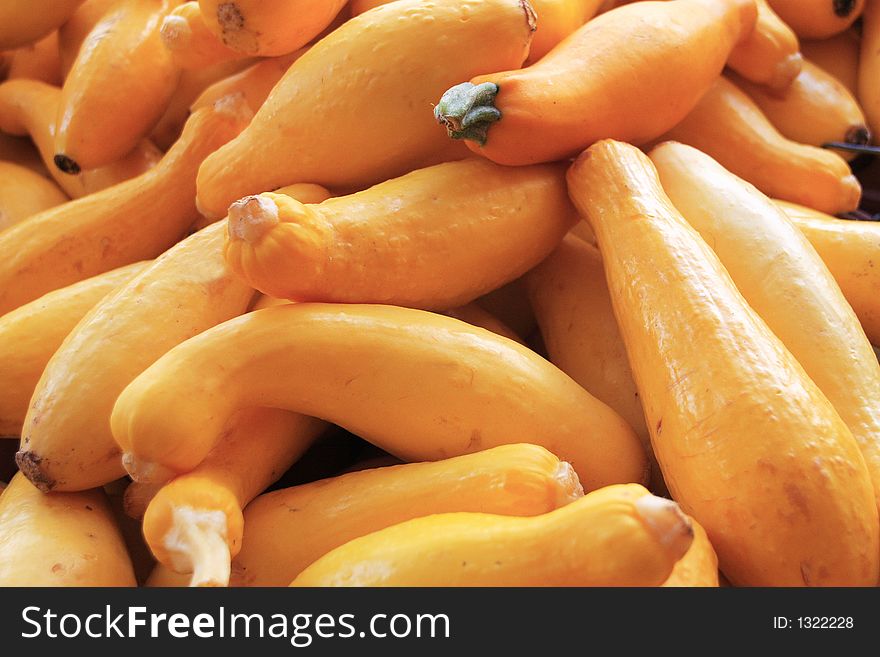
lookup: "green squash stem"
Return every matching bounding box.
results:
[434,82,501,146]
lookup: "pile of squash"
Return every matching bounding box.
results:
[1,0,879,588]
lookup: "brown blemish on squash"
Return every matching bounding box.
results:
[519,0,537,33]
[14,450,55,492]
[784,482,810,519]
[217,3,245,30]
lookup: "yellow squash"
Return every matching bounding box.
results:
[730,60,870,157]
[860,1,880,139]
[0,0,84,50]
[58,0,120,78]
[17,223,254,492]
[197,0,348,56]
[0,161,68,231]
[17,183,321,492]
[0,473,136,586]
[444,304,523,344]
[652,141,880,524]
[727,0,801,88]
[150,57,255,150]
[524,234,658,488]
[55,0,180,172]
[568,139,878,586]
[145,563,189,587]
[663,76,860,215]
[0,79,162,199]
[195,0,535,219]
[7,31,62,86]
[290,485,692,587]
[142,409,325,586]
[662,521,719,587]
[233,444,583,586]
[224,159,577,309]
[0,96,249,316]
[111,303,647,491]
[775,200,880,347]
[161,2,244,70]
[0,262,147,438]
[768,0,863,39]
[189,49,305,115]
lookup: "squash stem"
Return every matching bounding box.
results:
[228,195,279,244]
[165,506,231,588]
[434,82,501,146]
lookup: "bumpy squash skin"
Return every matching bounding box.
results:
[197,0,348,56]
[193,180,331,231]
[434,0,757,166]
[195,0,536,219]
[0,0,84,50]
[350,0,603,63]
[0,79,162,199]
[231,444,582,586]
[224,159,577,309]
[17,223,255,493]
[0,473,136,586]
[652,141,880,526]
[290,486,692,587]
[111,303,647,491]
[0,97,249,316]
[568,139,879,586]
[775,200,880,347]
[663,76,860,215]
[0,262,147,438]
[55,0,181,172]
[143,409,325,585]
[768,0,864,39]
[727,0,801,88]
[730,60,869,158]
[0,161,68,231]
[802,29,859,95]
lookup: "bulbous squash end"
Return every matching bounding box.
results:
[554,461,584,505]
[635,495,694,562]
[14,449,55,492]
[227,195,280,244]
[845,124,871,147]
[834,0,859,18]
[840,174,863,213]
[122,452,178,485]
[160,15,192,52]
[53,153,80,175]
[768,52,804,90]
